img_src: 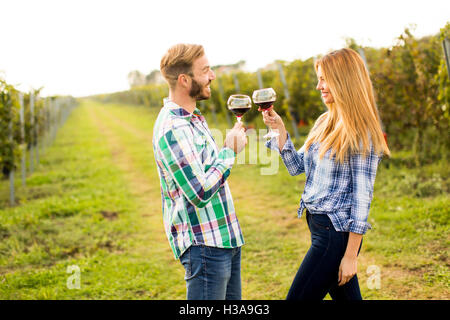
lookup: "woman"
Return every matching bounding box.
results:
[262,48,390,300]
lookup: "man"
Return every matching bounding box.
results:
[152,44,247,300]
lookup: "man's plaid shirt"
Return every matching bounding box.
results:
[267,132,382,235]
[153,98,244,259]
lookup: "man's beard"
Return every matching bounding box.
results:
[189,78,210,101]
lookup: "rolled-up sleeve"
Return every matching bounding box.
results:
[348,150,381,234]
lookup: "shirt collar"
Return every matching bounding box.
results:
[163,98,202,121]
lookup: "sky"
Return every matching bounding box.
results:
[0,0,449,97]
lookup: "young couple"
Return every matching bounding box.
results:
[152,44,390,300]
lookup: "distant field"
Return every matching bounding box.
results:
[0,100,448,299]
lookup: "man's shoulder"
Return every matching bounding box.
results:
[153,107,191,141]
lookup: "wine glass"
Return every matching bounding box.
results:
[227,94,252,123]
[252,88,278,139]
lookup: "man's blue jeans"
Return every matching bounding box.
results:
[179,245,242,300]
[286,211,363,300]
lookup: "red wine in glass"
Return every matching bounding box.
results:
[252,88,278,139]
[230,107,251,117]
[254,100,275,110]
[227,94,252,123]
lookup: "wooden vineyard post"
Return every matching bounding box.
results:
[277,62,299,140]
[19,93,26,187]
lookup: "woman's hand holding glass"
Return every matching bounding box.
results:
[261,107,288,150]
[261,107,283,130]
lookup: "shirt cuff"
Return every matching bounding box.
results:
[280,132,296,153]
[265,132,294,153]
[219,147,236,167]
[347,219,372,235]
[265,136,278,151]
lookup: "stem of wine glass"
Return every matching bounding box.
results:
[264,128,279,139]
[236,116,242,123]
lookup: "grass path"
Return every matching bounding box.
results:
[0,99,448,299]
[86,103,186,298]
[88,101,309,299]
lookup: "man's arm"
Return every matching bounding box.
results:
[158,122,240,208]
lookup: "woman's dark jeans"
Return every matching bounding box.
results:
[286,211,363,300]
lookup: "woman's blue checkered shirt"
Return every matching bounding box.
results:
[267,133,382,234]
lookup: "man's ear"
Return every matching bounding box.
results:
[177,74,190,89]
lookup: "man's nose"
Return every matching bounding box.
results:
[210,70,216,80]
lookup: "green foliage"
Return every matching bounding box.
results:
[22,89,46,149]
[368,25,448,165]
[0,79,76,181]
[0,81,21,177]
[100,24,450,166]
[285,58,323,124]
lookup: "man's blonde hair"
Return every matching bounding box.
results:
[160,44,205,89]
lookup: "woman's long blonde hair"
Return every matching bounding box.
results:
[304,48,390,163]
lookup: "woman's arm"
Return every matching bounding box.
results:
[348,150,380,234]
[262,107,287,150]
[262,107,306,176]
[338,149,381,286]
[277,126,288,151]
[338,232,363,286]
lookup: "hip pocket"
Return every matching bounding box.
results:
[308,212,331,230]
[180,247,192,280]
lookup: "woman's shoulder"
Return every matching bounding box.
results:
[317,111,329,120]
[308,112,328,133]
[315,112,328,125]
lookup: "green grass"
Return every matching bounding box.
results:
[0,99,448,299]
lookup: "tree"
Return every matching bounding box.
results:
[127,70,146,88]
